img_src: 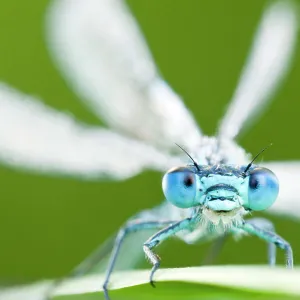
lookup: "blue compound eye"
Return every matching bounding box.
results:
[162,167,197,208]
[247,167,279,211]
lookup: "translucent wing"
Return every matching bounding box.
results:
[46,0,202,151]
[264,161,300,219]
[0,83,180,179]
[218,1,298,139]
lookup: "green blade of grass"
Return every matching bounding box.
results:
[54,283,300,300]
[1,266,300,300]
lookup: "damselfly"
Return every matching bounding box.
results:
[47,0,299,299]
[0,1,299,299]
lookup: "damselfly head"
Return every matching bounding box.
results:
[162,164,279,216]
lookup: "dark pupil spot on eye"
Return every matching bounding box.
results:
[184,174,194,187]
[249,176,259,190]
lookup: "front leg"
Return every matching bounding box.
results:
[238,221,293,268]
[103,219,178,300]
[143,217,195,286]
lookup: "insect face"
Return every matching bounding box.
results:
[162,165,279,213]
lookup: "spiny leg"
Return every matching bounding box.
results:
[246,218,276,266]
[103,219,177,299]
[143,217,195,287]
[238,221,293,268]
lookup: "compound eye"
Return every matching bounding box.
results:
[162,167,197,208]
[247,167,279,211]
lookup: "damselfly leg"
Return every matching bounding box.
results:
[103,219,178,300]
[204,218,276,266]
[238,221,293,268]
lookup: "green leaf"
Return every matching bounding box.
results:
[1,266,300,300]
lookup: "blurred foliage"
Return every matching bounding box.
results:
[0,0,299,284]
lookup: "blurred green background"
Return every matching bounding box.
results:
[0,0,299,284]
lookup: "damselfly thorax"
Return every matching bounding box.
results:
[191,136,250,166]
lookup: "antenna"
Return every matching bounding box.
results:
[243,144,272,174]
[175,143,200,171]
